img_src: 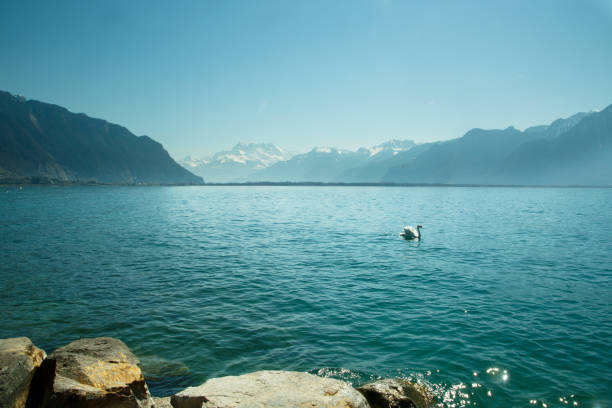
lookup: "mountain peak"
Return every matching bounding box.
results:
[307,140,416,158]
[599,103,612,114]
[312,146,336,154]
[179,142,295,182]
[524,111,594,140]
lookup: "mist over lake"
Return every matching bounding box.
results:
[1,186,610,407]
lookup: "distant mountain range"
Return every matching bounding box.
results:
[245,140,417,183]
[188,106,611,186]
[495,108,612,186]
[179,143,294,183]
[382,109,610,185]
[0,91,202,184]
[2,89,609,186]
[183,139,418,183]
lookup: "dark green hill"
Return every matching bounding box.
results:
[0,91,202,184]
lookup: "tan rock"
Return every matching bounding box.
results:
[0,337,46,408]
[171,370,370,408]
[357,379,434,408]
[39,337,154,408]
[153,396,172,408]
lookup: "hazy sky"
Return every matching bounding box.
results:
[1,0,612,159]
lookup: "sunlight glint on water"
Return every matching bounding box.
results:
[1,186,611,407]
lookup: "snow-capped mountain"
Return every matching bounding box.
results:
[357,139,417,158]
[246,139,417,182]
[179,105,610,185]
[179,143,295,182]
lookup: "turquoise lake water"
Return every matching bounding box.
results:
[1,186,611,407]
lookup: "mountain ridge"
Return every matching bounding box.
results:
[0,91,202,184]
[235,107,608,186]
[245,140,418,182]
[496,105,612,185]
[179,142,295,183]
[189,104,608,186]
[2,89,608,186]
[383,108,609,185]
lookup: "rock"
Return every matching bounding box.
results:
[171,370,370,408]
[0,337,46,408]
[38,337,154,408]
[153,397,172,408]
[357,379,434,408]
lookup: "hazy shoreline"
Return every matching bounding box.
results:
[2,181,611,188]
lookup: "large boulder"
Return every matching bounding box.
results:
[356,379,434,408]
[152,397,172,408]
[170,370,370,408]
[38,337,154,408]
[0,337,46,408]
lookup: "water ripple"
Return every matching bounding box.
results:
[1,186,611,407]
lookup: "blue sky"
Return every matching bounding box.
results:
[1,0,611,159]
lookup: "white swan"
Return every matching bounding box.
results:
[400,225,423,240]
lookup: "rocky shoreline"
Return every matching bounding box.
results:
[1,337,434,408]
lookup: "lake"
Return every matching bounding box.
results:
[1,186,611,407]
